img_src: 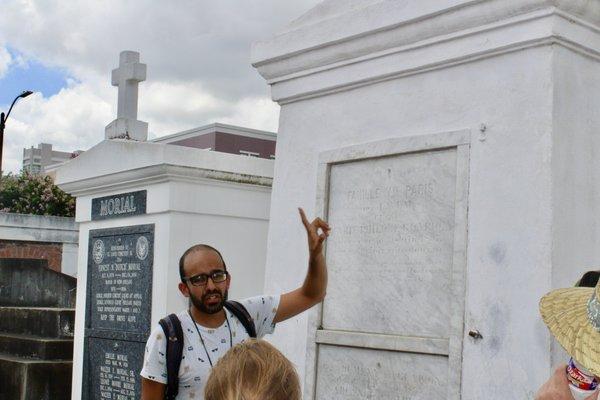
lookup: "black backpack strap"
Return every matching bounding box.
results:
[224,300,257,338]
[158,313,184,400]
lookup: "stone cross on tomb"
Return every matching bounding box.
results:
[105,50,148,141]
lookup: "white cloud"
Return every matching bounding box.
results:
[0,0,321,173]
[220,96,280,133]
[0,0,321,98]
[142,81,230,136]
[0,45,11,78]
[1,80,113,173]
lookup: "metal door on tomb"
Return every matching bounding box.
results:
[304,130,470,400]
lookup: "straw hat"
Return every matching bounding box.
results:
[540,280,600,376]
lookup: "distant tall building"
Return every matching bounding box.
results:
[22,143,83,174]
[152,123,277,159]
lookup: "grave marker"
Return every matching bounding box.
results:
[82,224,154,400]
[305,131,470,399]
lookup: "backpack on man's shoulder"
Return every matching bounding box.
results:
[158,300,257,400]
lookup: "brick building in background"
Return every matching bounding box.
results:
[152,122,277,159]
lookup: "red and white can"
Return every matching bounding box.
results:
[567,358,598,400]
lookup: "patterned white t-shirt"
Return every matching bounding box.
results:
[141,295,280,399]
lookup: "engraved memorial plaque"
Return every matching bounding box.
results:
[83,224,154,400]
[305,131,470,400]
[88,338,145,400]
[324,149,456,337]
[316,345,448,400]
[88,226,153,334]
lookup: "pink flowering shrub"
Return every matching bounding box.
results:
[0,172,75,217]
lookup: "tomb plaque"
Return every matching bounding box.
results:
[316,345,448,400]
[323,149,457,337]
[83,224,154,400]
[306,132,470,400]
[88,225,153,333]
[87,337,145,400]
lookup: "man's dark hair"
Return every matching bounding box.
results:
[179,244,227,282]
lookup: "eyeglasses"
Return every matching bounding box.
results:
[183,270,228,286]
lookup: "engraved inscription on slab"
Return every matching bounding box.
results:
[83,224,154,400]
[87,225,154,334]
[316,345,448,400]
[323,149,457,338]
[92,190,147,220]
[88,337,145,400]
[306,132,470,400]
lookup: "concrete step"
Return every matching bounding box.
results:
[0,307,75,338]
[0,333,73,360]
[0,353,72,400]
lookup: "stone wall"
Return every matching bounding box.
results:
[0,212,79,276]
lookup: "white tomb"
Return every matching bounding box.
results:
[253,0,600,398]
[56,51,274,399]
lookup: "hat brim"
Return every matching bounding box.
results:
[540,287,600,376]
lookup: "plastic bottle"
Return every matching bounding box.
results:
[567,358,598,400]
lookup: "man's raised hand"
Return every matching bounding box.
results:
[272,208,331,323]
[298,207,330,259]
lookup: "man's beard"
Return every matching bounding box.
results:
[189,289,228,314]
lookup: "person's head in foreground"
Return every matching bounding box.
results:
[535,271,600,400]
[204,339,301,400]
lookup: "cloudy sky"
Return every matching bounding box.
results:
[0,0,321,173]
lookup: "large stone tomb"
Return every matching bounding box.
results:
[82,224,154,400]
[305,131,470,400]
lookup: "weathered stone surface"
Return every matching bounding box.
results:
[0,258,76,307]
[254,0,600,396]
[0,355,72,400]
[315,345,448,400]
[0,333,73,360]
[0,259,76,398]
[323,148,457,338]
[0,307,75,338]
[302,133,469,400]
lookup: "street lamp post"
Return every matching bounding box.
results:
[0,90,33,174]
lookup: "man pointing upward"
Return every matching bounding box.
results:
[141,208,330,400]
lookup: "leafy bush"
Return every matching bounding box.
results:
[0,172,75,217]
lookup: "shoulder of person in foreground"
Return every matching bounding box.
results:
[535,365,598,400]
[204,339,301,400]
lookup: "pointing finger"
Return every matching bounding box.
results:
[298,207,311,229]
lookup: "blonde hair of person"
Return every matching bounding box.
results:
[204,339,301,400]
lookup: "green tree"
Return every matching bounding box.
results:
[0,172,75,217]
